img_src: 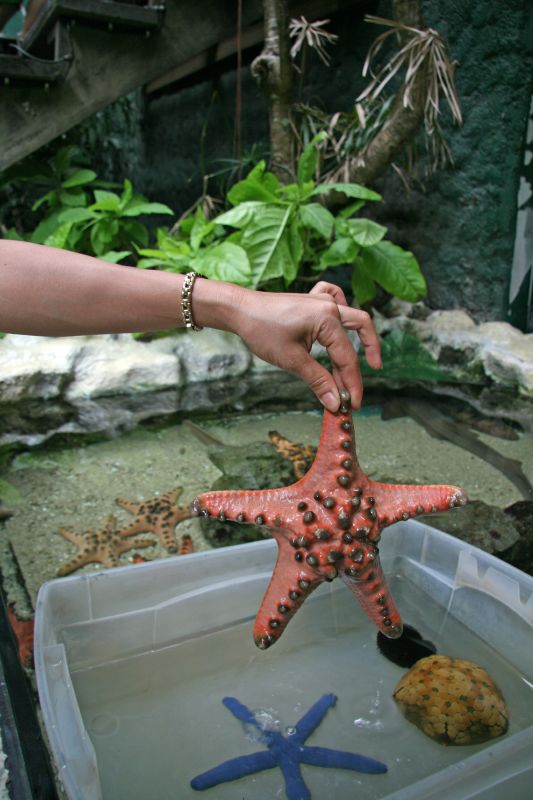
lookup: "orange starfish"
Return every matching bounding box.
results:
[178,533,194,555]
[268,430,316,480]
[115,487,192,552]
[193,390,467,649]
[7,606,34,669]
[57,515,154,576]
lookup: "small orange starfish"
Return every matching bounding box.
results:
[57,515,154,576]
[7,606,34,669]
[178,533,194,555]
[268,430,317,480]
[115,487,192,552]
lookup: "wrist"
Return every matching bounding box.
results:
[191,278,249,334]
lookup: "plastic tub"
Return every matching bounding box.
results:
[34,521,533,800]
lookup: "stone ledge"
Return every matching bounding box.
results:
[1,309,532,449]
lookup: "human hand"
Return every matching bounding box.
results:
[229,281,382,412]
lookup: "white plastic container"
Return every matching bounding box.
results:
[34,521,533,800]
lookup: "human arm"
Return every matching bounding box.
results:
[0,240,381,411]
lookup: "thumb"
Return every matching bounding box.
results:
[292,352,340,412]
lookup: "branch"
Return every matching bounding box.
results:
[346,0,427,186]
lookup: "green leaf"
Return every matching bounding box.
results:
[32,190,58,212]
[121,220,149,246]
[297,131,327,187]
[351,261,377,306]
[319,237,358,269]
[338,200,366,218]
[58,189,87,207]
[58,207,95,224]
[311,183,382,202]
[346,218,387,247]
[193,242,251,285]
[298,203,334,240]
[100,250,131,263]
[190,213,216,252]
[44,222,73,249]
[227,161,281,205]
[61,169,97,188]
[240,205,295,286]
[138,257,168,269]
[30,211,64,244]
[91,190,120,212]
[120,179,133,210]
[288,217,304,280]
[121,200,173,217]
[90,219,119,255]
[359,241,426,301]
[361,330,450,382]
[215,201,266,228]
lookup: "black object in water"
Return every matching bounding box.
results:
[377,623,436,668]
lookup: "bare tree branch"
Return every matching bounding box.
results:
[346,0,427,186]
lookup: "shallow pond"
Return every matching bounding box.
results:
[1,404,532,610]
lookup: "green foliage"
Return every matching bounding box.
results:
[360,330,451,382]
[1,137,425,307]
[210,137,426,302]
[56,179,173,259]
[1,147,173,262]
[137,209,252,285]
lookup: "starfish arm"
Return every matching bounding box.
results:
[57,527,85,546]
[222,696,260,727]
[253,535,322,650]
[340,555,403,638]
[299,746,387,774]
[192,486,300,528]
[278,758,311,800]
[190,751,277,790]
[294,694,337,744]
[116,521,153,538]
[115,537,154,555]
[57,553,97,576]
[367,480,467,528]
[115,498,140,515]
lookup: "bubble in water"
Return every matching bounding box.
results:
[243,708,281,742]
[285,726,297,736]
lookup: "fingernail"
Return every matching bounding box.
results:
[322,391,339,412]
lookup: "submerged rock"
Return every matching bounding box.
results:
[393,655,509,745]
[419,500,520,554]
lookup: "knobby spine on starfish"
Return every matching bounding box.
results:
[56,515,154,576]
[192,390,467,650]
[115,487,192,552]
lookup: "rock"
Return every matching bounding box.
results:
[393,655,509,745]
[419,500,521,554]
[502,501,533,575]
[65,336,180,399]
[200,440,296,548]
[0,335,82,401]
[174,329,251,383]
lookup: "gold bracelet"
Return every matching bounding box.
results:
[181,271,204,331]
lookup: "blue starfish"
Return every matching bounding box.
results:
[190,694,387,799]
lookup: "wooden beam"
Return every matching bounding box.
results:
[146,0,360,97]
[0,0,264,170]
[20,0,165,53]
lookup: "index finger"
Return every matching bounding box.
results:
[338,306,382,370]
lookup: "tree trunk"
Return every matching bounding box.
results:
[252,0,294,183]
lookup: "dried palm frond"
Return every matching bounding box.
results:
[289,16,338,66]
[357,15,462,135]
